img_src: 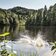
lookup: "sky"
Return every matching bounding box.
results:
[0,0,56,9]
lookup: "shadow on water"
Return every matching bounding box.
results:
[0,25,56,42]
[0,25,27,41]
[25,26,56,42]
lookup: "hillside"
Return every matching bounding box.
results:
[0,4,56,26]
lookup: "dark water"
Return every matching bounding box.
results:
[0,25,56,56]
[0,25,56,42]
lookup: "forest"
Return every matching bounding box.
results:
[0,4,56,26]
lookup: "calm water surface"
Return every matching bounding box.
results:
[0,25,56,56]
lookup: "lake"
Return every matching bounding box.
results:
[0,25,56,56]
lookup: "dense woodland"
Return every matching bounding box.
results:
[0,4,56,26]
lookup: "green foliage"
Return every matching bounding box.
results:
[25,4,56,26]
[8,53,17,56]
[0,32,17,56]
[0,4,56,26]
[0,32,10,37]
[51,42,56,55]
[0,49,17,56]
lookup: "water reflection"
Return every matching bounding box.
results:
[0,25,26,41]
[0,26,56,56]
[0,26,56,42]
[26,26,56,42]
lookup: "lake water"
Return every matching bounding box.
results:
[0,25,56,56]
